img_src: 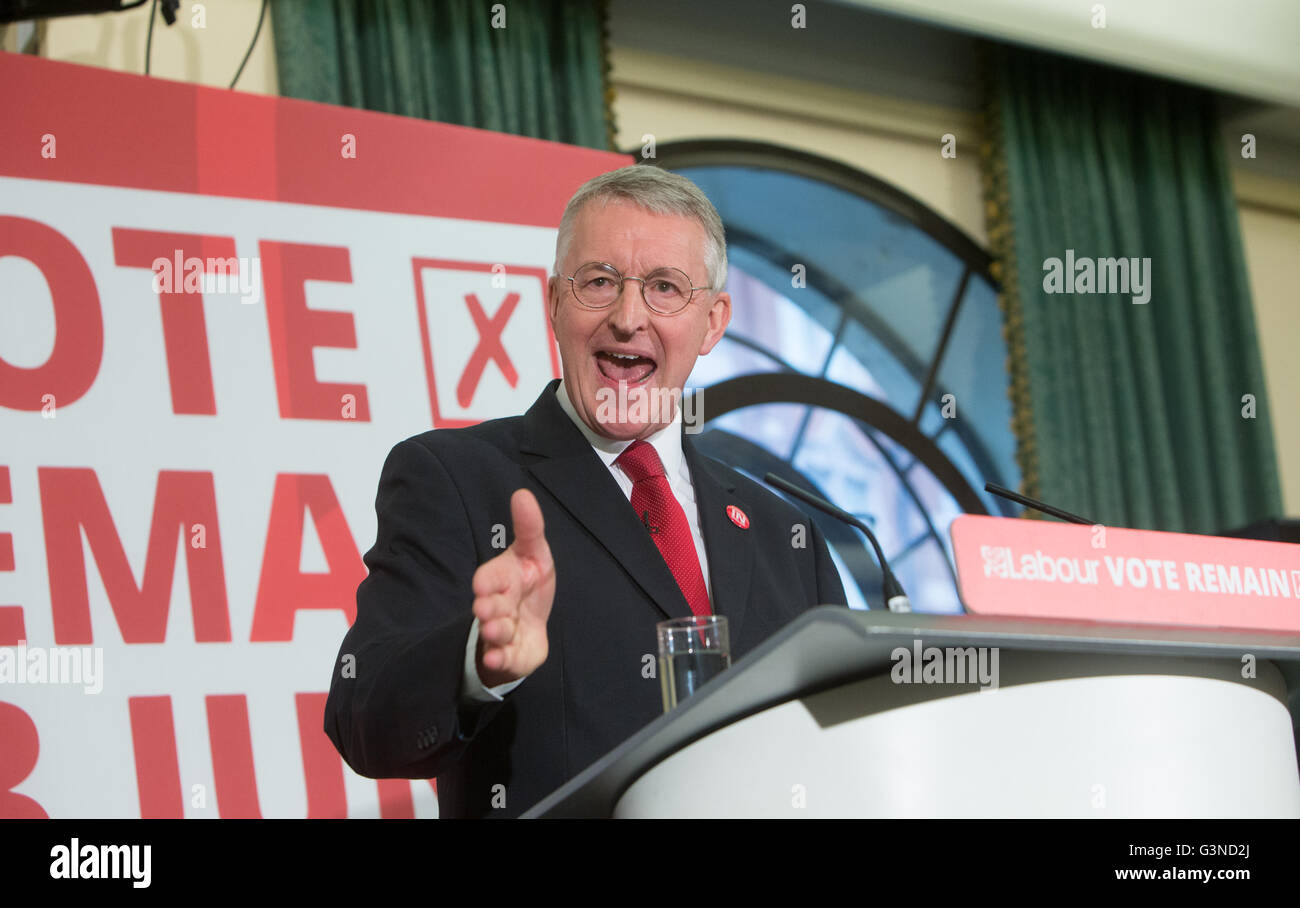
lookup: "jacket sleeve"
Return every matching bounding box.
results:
[324,437,503,779]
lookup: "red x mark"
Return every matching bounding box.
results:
[457,292,521,407]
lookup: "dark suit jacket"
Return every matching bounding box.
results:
[324,379,847,817]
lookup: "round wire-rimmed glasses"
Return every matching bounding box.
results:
[565,261,711,315]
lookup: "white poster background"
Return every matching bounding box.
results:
[1,175,563,817]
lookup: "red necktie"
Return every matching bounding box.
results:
[615,440,712,616]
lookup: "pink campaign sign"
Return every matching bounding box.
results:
[951,515,1300,632]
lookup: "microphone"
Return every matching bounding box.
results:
[763,473,911,613]
[983,482,1094,525]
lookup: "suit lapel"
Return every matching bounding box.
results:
[685,438,755,644]
[521,381,694,622]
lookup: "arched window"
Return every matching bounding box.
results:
[657,142,1022,613]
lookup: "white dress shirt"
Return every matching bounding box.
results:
[461,380,712,703]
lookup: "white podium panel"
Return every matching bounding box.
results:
[614,652,1300,818]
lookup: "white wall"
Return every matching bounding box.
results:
[1237,198,1300,514]
[38,0,277,95]
[610,49,987,247]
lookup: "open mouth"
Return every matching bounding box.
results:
[595,350,656,385]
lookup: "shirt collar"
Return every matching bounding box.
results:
[556,380,684,479]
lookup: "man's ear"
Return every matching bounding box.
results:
[698,291,731,355]
[547,275,561,325]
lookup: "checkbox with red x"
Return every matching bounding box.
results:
[412,258,561,428]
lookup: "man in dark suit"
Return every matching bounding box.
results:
[324,165,847,818]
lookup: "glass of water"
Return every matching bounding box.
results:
[657,616,731,712]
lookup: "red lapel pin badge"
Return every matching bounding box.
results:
[726,504,750,529]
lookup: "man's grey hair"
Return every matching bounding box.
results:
[553,164,727,291]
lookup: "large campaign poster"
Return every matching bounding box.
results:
[0,52,630,818]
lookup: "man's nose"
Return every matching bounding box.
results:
[607,279,650,334]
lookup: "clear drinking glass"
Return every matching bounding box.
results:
[657,615,731,712]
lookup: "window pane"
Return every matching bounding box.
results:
[933,276,1021,492]
[892,536,963,614]
[681,165,964,369]
[724,264,834,374]
[906,460,963,563]
[869,425,916,473]
[687,334,782,388]
[826,319,920,413]
[728,244,843,336]
[790,408,926,554]
[936,427,1018,517]
[710,402,809,461]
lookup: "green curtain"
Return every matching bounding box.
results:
[981,46,1282,534]
[269,0,613,150]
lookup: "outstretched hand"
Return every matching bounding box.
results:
[472,488,556,687]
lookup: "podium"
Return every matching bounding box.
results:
[523,607,1300,817]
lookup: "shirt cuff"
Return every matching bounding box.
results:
[462,617,526,703]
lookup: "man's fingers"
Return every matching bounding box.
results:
[471,555,515,597]
[480,629,525,673]
[481,644,506,672]
[473,588,517,623]
[480,615,516,645]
